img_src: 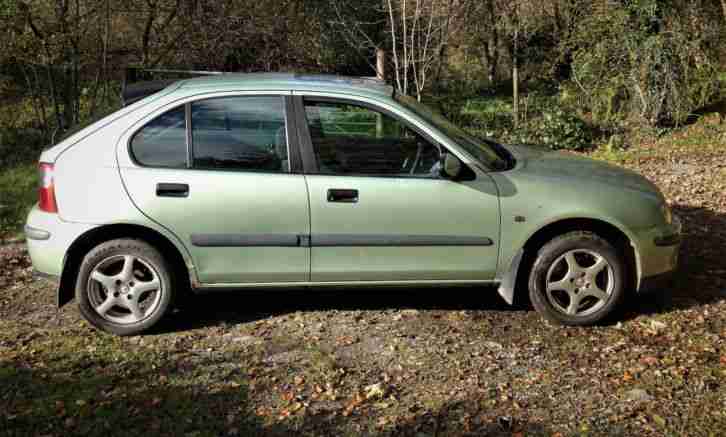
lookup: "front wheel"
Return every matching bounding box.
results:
[76,239,174,336]
[528,232,626,326]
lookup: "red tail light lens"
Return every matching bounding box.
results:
[38,163,58,213]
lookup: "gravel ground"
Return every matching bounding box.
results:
[1,146,725,437]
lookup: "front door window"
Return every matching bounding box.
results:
[304,100,440,177]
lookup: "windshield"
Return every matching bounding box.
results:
[395,94,511,170]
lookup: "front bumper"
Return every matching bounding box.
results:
[639,271,675,293]
[636,215,682,292]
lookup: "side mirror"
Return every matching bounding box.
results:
[439,152,462,180]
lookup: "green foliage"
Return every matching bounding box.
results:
[0,163,36,237]
[0,99,48,169]
[0,127,46,168]
[514,106,592,150]
[452,93,593,151]
[461,96,515,133]
[567,0,721,128]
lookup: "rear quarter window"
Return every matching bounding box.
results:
[130,106,187,168]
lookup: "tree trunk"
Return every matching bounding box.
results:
[480,0,499,84]
[512,24,519,128]
[513,57,519,128]
[141,2,158,66]
[484,30,498,84]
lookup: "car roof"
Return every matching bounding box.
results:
[175,73,394,99]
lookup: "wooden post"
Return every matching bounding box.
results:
[376,48,386,138]
[376,48,386,81]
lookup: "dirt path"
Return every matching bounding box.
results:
[1,151,725,436]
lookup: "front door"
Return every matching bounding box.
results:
[119,94,310,284]
[296,97,500,283]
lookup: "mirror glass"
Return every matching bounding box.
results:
[440,153,462,179]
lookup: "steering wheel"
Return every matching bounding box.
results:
[408,142,424,175]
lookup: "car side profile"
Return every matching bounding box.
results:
[25,73,682,335]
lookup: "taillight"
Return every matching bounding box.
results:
[38,163,58,213]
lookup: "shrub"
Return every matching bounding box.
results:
[454,94,593,151]
[567,0,721,128]
[513,107,593,150]
[0,163,36,238]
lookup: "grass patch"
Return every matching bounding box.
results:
[0,162,37,238]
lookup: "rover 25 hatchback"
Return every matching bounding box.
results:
[25,73,681,335]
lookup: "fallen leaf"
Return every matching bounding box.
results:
[364,383,386,400]
[641,356,659,366]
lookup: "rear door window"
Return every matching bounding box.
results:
[191,96,289,172]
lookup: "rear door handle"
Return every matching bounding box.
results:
[156,183,189,198]
[327,188,358,203]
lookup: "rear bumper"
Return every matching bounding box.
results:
[25,204,95,277]
[33,269,60,283]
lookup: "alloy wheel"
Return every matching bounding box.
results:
[86,254,163,325]
[545,249,614,317]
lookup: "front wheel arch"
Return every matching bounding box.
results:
[504,218,638,307]
[58,224,193,308]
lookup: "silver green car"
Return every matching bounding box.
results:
[25,73,681,335]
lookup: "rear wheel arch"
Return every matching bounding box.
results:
[508,218,639,305]
[58,223,194,307]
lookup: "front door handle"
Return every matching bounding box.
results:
[327,188,358,203]
[157,183,189,198]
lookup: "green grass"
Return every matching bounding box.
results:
[0,162,37,239]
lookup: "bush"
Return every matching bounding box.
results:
[567,0,721,128]
[453,94,593,151]
[0,98,49,169]
[0,163,36,238]
[513,107,593,150]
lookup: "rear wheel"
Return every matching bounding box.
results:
[528,232,626,325]
[76,239,174,335]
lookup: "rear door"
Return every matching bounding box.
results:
[118,93,311,284]
[293,95,500,283]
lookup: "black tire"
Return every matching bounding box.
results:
[75,239,174,336]
[528,231,626,326]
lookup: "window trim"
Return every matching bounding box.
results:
[127,94,301,174]
[293,95,458,179]
[184,103,192,168]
